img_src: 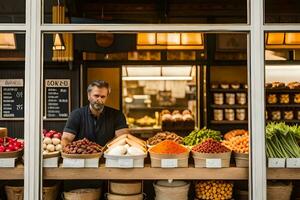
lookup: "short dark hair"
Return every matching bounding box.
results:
[87,80,111,94]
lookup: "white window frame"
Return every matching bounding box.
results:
[6,0,297,199]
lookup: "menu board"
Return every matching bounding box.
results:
[45,79,70,119]
[0,79,24,119]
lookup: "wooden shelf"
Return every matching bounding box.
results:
[266,89,300,93]
[211,104,247,109]
[210,89,247,93]
[211,120,248,124]
[266,104,300,108]
[3,164,300,180]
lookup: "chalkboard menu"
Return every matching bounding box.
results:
[45,79,71,119]
[0,79,24,119]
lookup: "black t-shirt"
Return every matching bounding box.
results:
[63,105,128,146]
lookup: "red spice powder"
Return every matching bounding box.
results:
[150,140,188,154]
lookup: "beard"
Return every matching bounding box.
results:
[91,102,104,111]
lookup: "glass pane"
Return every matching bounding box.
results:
[42,32,248,199]
[265,0,300,23]
[0,33,25,198]
[265,31,300,199]
[44,0,248,24]
[0,1,25,23]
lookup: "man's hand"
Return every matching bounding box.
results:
[115,128,130,137]
[61,132,76,147]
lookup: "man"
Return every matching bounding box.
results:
[62,80,129,147]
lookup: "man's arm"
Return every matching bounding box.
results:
[61,132,76,147]
[115,128,130,137]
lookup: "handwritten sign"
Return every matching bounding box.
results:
[0,79,24,119]
[45,79,70,119]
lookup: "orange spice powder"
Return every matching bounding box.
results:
[149,140,188,154]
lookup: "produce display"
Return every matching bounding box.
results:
[63,138,103,154]
[195,180,234,200]
[192,139,230,153]
[106,134,146,156]
[147,131,183,145]
[222,135,249,154]
[149,140,188,154]
[266,122,300,158]
[0,137,24,152]
[224,129,248,140]
[183,128,221,146]
[42,129,62,155]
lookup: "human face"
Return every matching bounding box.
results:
[88,86,109,111]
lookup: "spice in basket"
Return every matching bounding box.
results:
[195,180,233,200]
[147,131,183,145]
[149,140,188,154]
[192,139,230,153]
[63,138,103,154]
[222,135,249,154]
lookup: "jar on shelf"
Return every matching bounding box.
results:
[271,111,281,120]
[268,94,277,104]
[236,93,247,105]
[213,93,224,105]
[225,93,235,105]
[236,109,246,121]
[284,111,294,120]
[294,94,300,104]
[279,94,289,104]
[213,109,223,121]
[225,109,235,121]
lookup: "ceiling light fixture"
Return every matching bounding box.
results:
[137,33,204,50]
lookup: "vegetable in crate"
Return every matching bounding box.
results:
[149,140,188,154]
[63,138,103,154]
[183,127,221,146]
[192,139,230,153]
[147,131,183,145]
[266,122,300,158]
[195,180,233,200]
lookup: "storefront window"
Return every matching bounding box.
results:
[0,1,25,23]
[265,0,300,23]
[43,0,248,24]
[265,31,300,200]
[0,33,25,199]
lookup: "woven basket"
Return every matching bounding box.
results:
[192,151,231,168]
[154,181,190,200]
[149,151,189,168]
[5,185,23,200]
[109,180,142,195]
[0,148,23,159]
[267,182,292,200]
[43,151,60,159]
[106,193,143,200]
[61,152,103,159]
[234,152,249,168]
[63,188,101,200]
[43,182,60,200]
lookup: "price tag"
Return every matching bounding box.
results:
[206,159,222,168]
[286,158,300,168]
[85,158,99,168]
[161,159,178,168]
[63,158,85,168]
[268,158,285,168]
[0,158,16,167]
[43,157,58,168]
[118,158,134,168]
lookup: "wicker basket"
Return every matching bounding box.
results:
[149,151,189,168]
[106,193,143,200]
[43,151,60,159]
[234,152,249,168]
[109,180,142,195]
[267,182,293,200]
[0,148,23,159]
[192,151,231,168]
[43,182,60,200]
[63,188,101,200]
[154,181,190,200]
[5,185,23,200]
[61,152,103,159]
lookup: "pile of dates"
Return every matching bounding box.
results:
[63,138,103,154]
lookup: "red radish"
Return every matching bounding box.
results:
[0,146,5,152]
[53,133,62,139]
[45,132,53,138]
[5,149,12,152]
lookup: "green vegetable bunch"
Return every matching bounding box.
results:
[266,122,300,158]
[183,127,222,146]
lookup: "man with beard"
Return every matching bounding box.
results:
[62,80,129,147]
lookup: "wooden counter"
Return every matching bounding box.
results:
[1,164,300,180]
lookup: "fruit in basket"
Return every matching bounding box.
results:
[195,180,233,200]
[0,137,24,152]
[63,138,103,154]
